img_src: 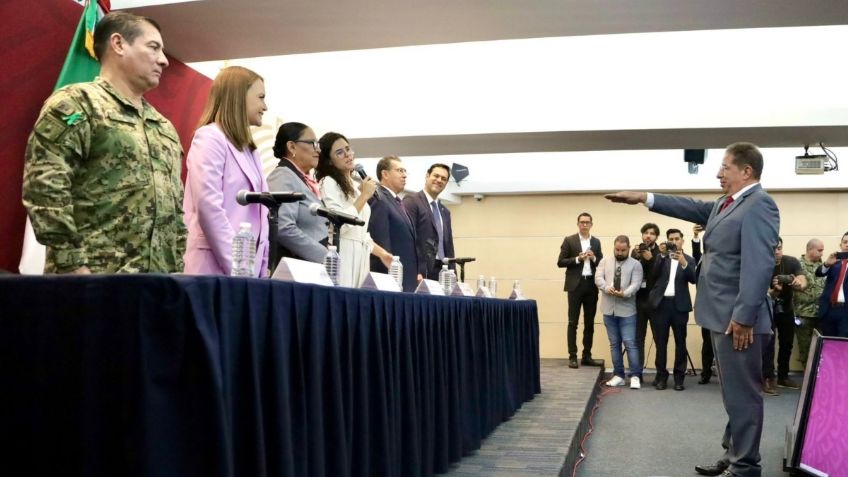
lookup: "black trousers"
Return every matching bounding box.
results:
[567,277,598,359]
[635,290,653,367]
[763,311,795,379]
[701,327,715,377]
[653,298,689,384]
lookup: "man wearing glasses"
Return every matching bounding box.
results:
[558,213,604,369]
[368,156,422,292]
[403,163,456,280]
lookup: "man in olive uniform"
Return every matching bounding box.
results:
[23,12,185,274]
[795,238,826,366]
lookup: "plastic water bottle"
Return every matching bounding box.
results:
[513,280,522,294]
[389,256,403,289]
[448,270,458,294]
[231,222,256,277]
[323,245,341,286]
[489,276,498,297]
[439,264,451,294]
[477,275,486,292]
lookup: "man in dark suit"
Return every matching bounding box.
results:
[606,142,780,477]
[648,228,696,390]
[815,231,848,338]
[403,163,455,280]
[557,212,604,369]
[368,156,422,292]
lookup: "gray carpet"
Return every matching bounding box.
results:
[443,360,600,477]
[575,374,800,477]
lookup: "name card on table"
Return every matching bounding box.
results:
[271,257,334,286]
[360,272,401,292]
[451,282,475,297]
[509,289,527,300]
[414,279,445,295]
[476,286,494,298]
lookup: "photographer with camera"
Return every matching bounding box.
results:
[648,229,697,390]
[814,231,848,338]
[763,237,807,394]
[632,223,661,368]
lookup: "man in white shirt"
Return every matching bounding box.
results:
[557,213,604,369]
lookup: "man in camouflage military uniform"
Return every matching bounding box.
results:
[23,12,185,274]
[795,238,826,366]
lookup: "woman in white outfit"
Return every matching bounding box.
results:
[316,132,392,287]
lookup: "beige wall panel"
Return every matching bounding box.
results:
[446,189,848,368]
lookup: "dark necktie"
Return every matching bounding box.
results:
[430,201,445,259]
[395,196,410,224]
[719,196,734,213]
[831,259,848,304]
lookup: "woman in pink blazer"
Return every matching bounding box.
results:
[183,66,270,276]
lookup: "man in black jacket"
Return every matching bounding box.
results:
[557,212,604,368]
[649,228,697,390]
[633,222,661,368]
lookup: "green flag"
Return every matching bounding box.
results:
[54,0,105,89]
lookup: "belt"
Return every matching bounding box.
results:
[581,275,593,280]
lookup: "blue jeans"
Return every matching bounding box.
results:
[604,314,642,379]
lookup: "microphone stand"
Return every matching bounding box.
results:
[326,217,344,250]
[443,257,476,282]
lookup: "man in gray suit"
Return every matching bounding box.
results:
[605,142,779,477]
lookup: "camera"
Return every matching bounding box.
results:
[663,241,678,254]
[637,243,648,253]
[836,251,848,260]
[774,274,794,286]
[773,297,785,315]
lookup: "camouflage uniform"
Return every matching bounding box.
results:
[794,254,825,365]
[23,77,186,273]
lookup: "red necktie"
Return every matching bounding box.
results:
[830,259,848,304]
[719,196,734,213]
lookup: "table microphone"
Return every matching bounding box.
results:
[236,191,304,206]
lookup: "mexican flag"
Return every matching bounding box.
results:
[18,0,111,274]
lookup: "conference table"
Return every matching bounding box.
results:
[0,274,540,477]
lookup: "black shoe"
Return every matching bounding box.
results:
[698,374,711,385]
[695,461,729,476]
[674,383,685,391]
[568,357,578,369]
[580,357,603,366]
[655,381,667,390]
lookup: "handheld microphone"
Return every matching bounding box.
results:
[308,202,365,226]
[354,164,369,181]
[236,190,304,206]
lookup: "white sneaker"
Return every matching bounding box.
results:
[605,375,626,387]
[630,376,641,389]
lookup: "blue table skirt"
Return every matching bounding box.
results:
[0,274,540,477]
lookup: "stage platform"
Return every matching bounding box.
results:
[443,359,603,477]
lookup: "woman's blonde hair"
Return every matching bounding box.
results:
[197,66,263,150]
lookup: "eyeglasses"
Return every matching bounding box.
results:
[293,139,320,151]
[333,146,354,159]
[391,167,407,174]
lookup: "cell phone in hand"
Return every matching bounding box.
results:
[836,252,848,260]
